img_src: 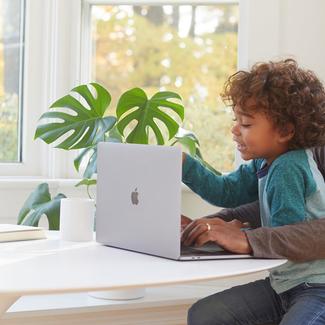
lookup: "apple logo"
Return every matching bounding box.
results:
[131,188,139,205]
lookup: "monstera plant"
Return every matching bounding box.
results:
[18,82,219,229]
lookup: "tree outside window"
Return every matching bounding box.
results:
[0,0,24,162]
[91,4,238,172]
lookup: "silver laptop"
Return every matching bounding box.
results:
[96,142,252,260]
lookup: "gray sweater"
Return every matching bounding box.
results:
[209,146,325,262]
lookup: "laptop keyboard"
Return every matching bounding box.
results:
[181,242,227,256]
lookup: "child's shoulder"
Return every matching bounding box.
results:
[267,149,319,198]
[269,149,311,175]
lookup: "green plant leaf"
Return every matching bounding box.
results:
[74,145,98,179]
[74,130,124,179]
[17,183,66,230]
[172,128,222,176]
[174,136,198,156]
[74,147,93,172]
[75,179,97,187]
[83,149,97,178]
[172,128,200,156]
[116,88,184,145]
[35,83,116,150]
[107,125,124,143]
[75,179,97,200]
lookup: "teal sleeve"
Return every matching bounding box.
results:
[182,154,260,207]
[266,159,314,227]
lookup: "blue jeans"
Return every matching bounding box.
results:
[187,278,325,325]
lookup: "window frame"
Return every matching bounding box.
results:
[0,0,83,177]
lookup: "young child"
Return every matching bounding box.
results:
[182,59,325,325]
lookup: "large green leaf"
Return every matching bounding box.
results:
[172,128,200,155]
[18,183,66,230]
[116,88,184,145]
[172,128,221,176]
[73,126,123,179]
[107,125,124,143]
[35,83,116,150]
[74,146,98,179]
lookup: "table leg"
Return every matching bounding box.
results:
[0,295,20,317]
[88,288,146,300]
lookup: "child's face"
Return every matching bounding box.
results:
[231,103,291,164]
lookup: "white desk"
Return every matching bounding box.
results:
[0,232,286,318]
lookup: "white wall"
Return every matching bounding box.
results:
[235,0,325,166]
[241,0,325,82]
[0,180,219,225]
[279,0,325,82]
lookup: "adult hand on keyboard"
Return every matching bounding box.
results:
[181,215,193,231]
[181,217,252,254]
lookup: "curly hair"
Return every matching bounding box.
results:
[221,59,325,149]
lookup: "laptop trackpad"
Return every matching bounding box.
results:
[181,242,225,255]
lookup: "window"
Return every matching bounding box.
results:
[0,0,81,177]
[0,0,25,163]
[0,0,242,178]
[90,3,238,172]
[0,0,50,177]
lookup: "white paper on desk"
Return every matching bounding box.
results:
[0,224,46,243]
[0,237,97,267]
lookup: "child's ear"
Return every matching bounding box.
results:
[278,123,295,143]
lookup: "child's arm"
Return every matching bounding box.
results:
[182,153,260,208]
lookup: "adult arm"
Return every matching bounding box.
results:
[246,220,325,262]
[182,201,325,262]
[207,200,261,229]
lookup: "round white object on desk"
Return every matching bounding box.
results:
[60,198,95,242]
[88,288,146,300]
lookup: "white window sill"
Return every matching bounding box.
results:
[0,178,215,223]
[0,178,193,192]
[0,178,78,189]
